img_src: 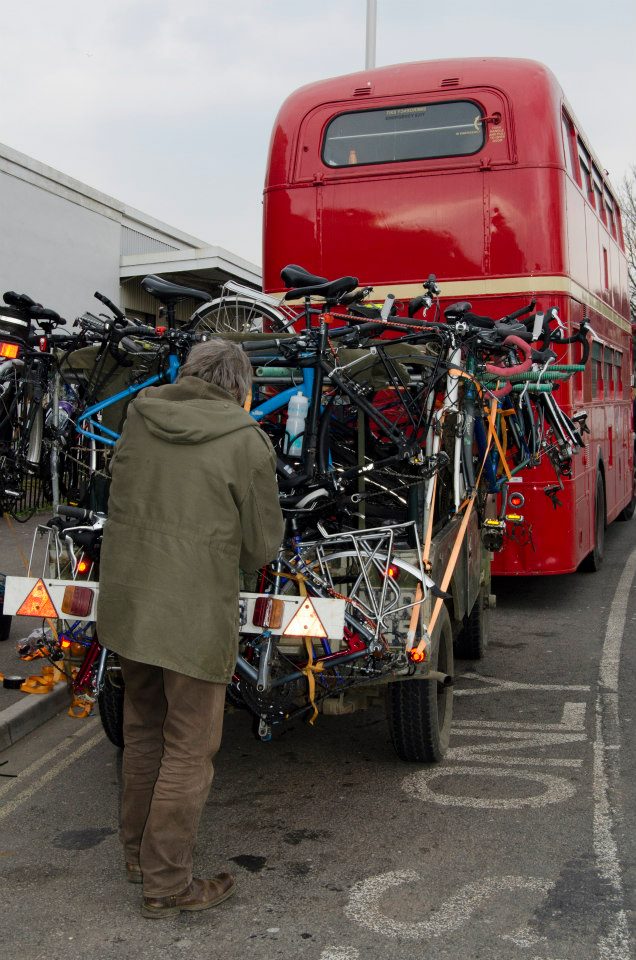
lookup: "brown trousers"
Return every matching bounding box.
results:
[118,656,226,897]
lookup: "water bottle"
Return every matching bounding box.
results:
[285,392,309,456]
[46,384,78,432]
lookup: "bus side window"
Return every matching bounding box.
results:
[578,140,594,205]
[604,346,613,398]
[592,341,603,396]
[561,111,577,179]
[614,350,623,395]
[604,191,617,240]
[592,167,605,222]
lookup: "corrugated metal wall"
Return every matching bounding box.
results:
[121,226,180,256]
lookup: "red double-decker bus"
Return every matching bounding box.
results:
[262,57,634,575]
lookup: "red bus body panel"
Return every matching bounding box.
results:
[263,58,633,575]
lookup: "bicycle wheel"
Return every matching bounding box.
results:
[279,537,427,652]
[192,296,288,334]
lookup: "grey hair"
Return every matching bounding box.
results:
[178,339,253,403]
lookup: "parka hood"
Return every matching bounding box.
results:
[132,376,255,444]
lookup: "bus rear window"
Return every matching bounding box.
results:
[322,100,485,167]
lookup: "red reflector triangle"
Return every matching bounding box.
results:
[16,579,57,618]
[283,597,328,639]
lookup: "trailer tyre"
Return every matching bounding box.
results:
[454,586,488,660]
[387,604,453,763]
[580,471,605,572]
[98,668,125,749]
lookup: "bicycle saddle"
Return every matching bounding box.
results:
[444,301,472,322]
[283,275,359,303]
[141,275,211,305]
[280,264,328,289]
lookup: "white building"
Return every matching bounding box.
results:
[0,142,261,323]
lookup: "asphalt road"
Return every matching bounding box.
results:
[0,518,635,960]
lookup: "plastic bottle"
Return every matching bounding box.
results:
[285,392,309,456]
[46,384,78,433]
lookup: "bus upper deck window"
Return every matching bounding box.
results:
[322,101,485,168]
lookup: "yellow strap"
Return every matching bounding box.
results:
[18,664,66,695]
[68,697,94,719]
[414,402,498,655]
[486,397,512,482]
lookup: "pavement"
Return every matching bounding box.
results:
[0,512,634,959]
[0,511,72,749]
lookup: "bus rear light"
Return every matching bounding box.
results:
[0,341,19,359]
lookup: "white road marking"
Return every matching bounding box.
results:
[592,546,636,960]
[452,701,587,733]
[0,729,104,824]
[401,765,576,808]
[344,871,552,940]
[0,719,99,801]
[455,674,590,696]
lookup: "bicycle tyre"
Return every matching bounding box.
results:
[387,603,454,763]
[98,665,125,749]
[191,296,288,335]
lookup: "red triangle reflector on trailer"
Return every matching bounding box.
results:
[283,597,328,639]
[16,579,57,618]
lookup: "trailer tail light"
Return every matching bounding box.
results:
[408,648,426,663]
[508,492,525,509]
[283,598,328,639]
[0,341,19,359]
[61,585,94,618]
[16,579,57,618]
[253,597,284,629]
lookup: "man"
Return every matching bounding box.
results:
[97,339,284,919]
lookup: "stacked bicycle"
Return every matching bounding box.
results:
[0,266,591,760]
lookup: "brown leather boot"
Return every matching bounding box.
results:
[141,874,236,919]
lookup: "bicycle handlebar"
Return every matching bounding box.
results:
[55,505,96,523]
[484,335,533,378]
[94,291,127,324]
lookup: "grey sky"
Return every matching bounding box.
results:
[2,0,634,265]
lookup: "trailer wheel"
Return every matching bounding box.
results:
[387,604,453,763]
[98,666,125,749]
[580,471,605,572]
[454,586,488,660]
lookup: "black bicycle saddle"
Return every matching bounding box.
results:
[280,264,328,289]
[283,275,359,303]
[141,275,211,305]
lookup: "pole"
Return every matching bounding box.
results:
[365,0,377,70]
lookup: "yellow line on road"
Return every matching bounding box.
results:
[0,725,104,821]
